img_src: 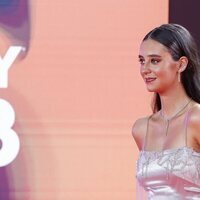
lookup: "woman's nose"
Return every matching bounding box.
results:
[141,63,151,74]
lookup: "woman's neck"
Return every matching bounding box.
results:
[159,85,191,118]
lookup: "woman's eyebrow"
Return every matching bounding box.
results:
[138,54,161,58]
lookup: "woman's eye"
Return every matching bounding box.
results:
[139,59,145,65]
[151,59,160,64]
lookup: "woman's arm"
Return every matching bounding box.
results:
[132,117,148,151]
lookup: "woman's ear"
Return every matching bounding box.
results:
[178,56,188,73]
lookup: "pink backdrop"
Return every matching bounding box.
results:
[1,0,168,199]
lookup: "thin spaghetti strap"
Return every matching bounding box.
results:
[184,110,190,147]
[184,103,195,147]
[142,115,152,151]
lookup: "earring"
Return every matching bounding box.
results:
[178,72,181,82]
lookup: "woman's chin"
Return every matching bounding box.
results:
[146,86,157,92]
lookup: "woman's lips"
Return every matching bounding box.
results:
[145,77,157,83]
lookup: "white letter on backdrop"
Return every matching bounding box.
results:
[0,46,23,88]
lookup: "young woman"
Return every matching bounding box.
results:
[132,24,200,199]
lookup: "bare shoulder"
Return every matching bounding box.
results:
[188,103,200,147]
[189,103,200,126]
[132,116,149,151]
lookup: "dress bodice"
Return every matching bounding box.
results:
[136,146,200,200]
[135,109,200,199]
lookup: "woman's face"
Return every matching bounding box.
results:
[139,39,180,94]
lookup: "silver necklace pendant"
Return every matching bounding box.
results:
[160,99,192,136]
[165,119,170,136]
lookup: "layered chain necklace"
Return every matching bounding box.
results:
[160,99,192,136]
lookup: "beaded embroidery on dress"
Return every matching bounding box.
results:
[138,147,200,186]
[136,111,200,200]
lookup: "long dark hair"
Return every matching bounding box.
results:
[143,23,200,113]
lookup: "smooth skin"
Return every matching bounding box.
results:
[132,39,200,152]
